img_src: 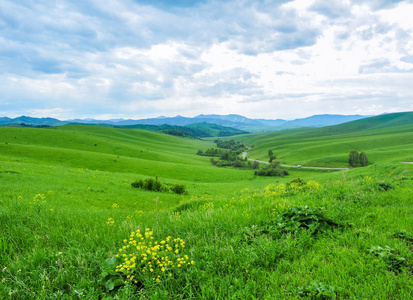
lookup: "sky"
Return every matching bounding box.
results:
[1,0,413,120]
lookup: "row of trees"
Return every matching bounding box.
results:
[348,151,368,167]
[197,148,222,157]
[214,139,246,154]
[254,160,289,177]
[210,157,260,169]
[131,178,187,195]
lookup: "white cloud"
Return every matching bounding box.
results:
[0,0,412,120]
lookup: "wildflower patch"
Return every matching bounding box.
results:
[112,228,194,288]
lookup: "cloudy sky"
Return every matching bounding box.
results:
[1,0,413,120]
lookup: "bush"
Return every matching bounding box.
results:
[254,168,289,177]
[131,178,185,194]
[378,182,393,191]
[271,206,343,236]
[170,184,187,195]
[348,150,359,167]
[359,151,368,166]
[254,161,289,177]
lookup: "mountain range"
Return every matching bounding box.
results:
[0,114,371,133]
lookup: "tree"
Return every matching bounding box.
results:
[348,150,359,167]
[268,149,273,157]
[252,161,260,169]
[270,160,282,168]
[359,151,368,167]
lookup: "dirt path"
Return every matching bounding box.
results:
[402,162,413,164]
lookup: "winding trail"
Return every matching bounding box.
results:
[402,162,413,165]
[242,151,349,170]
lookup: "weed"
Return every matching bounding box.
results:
[391,229,413,242]
[296,280,337,299]
[368,246,406,273]
[272,206,343,236]
[377,182,393,191]
[240,225,269,245]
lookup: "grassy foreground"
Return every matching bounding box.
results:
[1,124,413,299]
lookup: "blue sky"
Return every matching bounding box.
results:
[1,0,412,120]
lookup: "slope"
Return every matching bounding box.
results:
[240,112,413,167]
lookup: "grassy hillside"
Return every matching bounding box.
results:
[239,112,413,167]
[1,123,412,299]
[0,125,307,198]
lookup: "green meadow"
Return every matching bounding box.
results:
[240,112,413,167]
[1,113,413,299]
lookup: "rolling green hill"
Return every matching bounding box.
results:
[1,118,413,299]
[120,122,248,138]
[0,125,287,200]
[239,112,413,167]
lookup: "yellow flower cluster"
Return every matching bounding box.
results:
[264,183,286,197]
[271,203,287,215]
[112,203,119,209]
[306,180,322,191]
[263,180,322,198]
[115,228,194,284]
[201,202,214,210]
[29,193,46,206]
[106,218,115,226]
[171,212,181,220]
[223,203,234,209]
[188,194,213,202]
[363,176,373,184]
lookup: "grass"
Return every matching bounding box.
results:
[1,122,413,299]
[237,113,413,167]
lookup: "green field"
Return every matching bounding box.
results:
[240,112,413,167]
[1,113,413,299]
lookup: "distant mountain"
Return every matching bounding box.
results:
[120,122,248,138]
[285,114,370,127]
[66,114,370,132]
[0,116,66,126]
[1,114,374,132]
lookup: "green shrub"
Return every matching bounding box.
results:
[170,184,187,195]
[271,206,343,236]
[368,245,406,273]
[254,168,289,177]
[131,178,170,193]
[286,177,306,188]
[391,229,413,241]
[378,182,393,191]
